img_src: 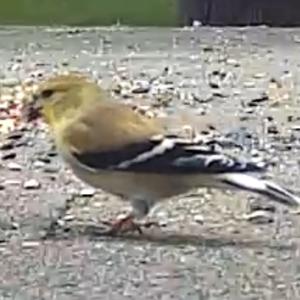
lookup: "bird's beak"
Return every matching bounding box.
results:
[22,93,42,122]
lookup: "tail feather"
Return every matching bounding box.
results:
[220,173,300,207]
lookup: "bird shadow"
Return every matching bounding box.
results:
[45,223,296,251]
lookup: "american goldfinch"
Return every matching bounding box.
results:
[24,73,300,234]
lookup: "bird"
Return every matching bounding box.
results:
[23,73,300,235]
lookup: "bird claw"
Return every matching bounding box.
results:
[101,216,160,235]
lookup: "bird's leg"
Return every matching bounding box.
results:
[101,199,160,235]
[131,198,161,230]
[102,215,161,235]
[103,214,143,235]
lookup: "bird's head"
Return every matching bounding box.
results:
[24,73,101,126]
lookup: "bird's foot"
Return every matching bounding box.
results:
[101,216,160,235]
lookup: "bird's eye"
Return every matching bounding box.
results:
[41,89,54,99]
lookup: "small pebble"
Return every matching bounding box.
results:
[7,162,22,171]
[43,166,59,173]
[7,131,24,140]
[243,210,274,224]
[32,160,46,168]
[226,58,240,67]
[79,187,96,197]
[23,179,41,189]
[3,179,21,186]
[253,72,267,79]
[0,77,19,87]
[0,94,13,103]
[243,81,255,88]
[233,89,242,95]
[63,214,75,221]
[131,80,151,94]
[248,199,276,213]
[66,187,79,196]
[36,156,51,163]
[0,141,15,150]
[267,125,279,134]
[47,151,58,157]
[10,63,21,72]
[15,91,26,101]
[192,20,202,27]
[291,125,300,131]
[248,95,268,107]
[56,219,66,227]
[0,212,16,230]
[209,81,220,89]
[158,220,168,227]
[293,35,300,43]
[1,152,16,160]
[193,214,204,224]
[276,284,286,291]
[21,241,41,248]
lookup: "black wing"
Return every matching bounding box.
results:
[72,135,265,174]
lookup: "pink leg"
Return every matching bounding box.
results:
[103,215,143,235]
[102,215,161,235]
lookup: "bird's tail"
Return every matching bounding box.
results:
[219,173,300,207]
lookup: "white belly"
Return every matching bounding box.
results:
[59,147,218,201]
[72,166,196,200]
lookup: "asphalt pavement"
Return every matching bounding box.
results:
[1,26,300,299]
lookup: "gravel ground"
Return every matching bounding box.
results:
[1,26,300,299]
